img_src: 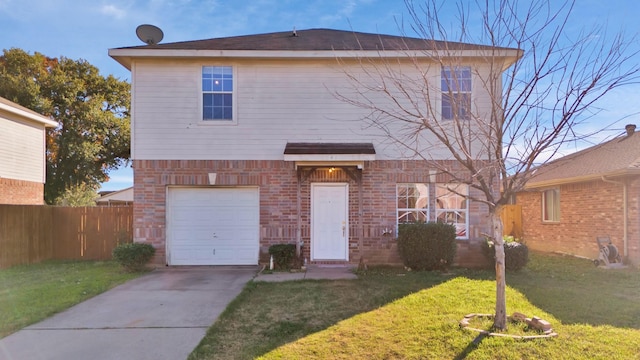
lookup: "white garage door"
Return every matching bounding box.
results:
[167,187,259,265]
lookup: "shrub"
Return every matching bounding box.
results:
[268,244,297,270]
[397,222,457,271]
[481,236,529,271]
[112,242,156,272]
[504,241,529,271]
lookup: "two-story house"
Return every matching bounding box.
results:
[109,29,520,267]
[0,96,57,204]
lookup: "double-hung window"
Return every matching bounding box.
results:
[542,189,560,222]
[396,184,429,224]
[436,183,469,238]
[202,66,233,121]
[441,66,471,120]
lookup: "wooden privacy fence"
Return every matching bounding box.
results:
[500,204,522,239]
[0,205,132,269]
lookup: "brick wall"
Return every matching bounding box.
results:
[518,178,640,265]
[133,159,493,267]
[0,178,45,205]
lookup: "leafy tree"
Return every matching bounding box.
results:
[54,183,98,206]
[0,48,130,204]
[336,0,639,329]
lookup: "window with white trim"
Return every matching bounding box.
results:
[542,189,560,222]
[441,66,471,120]
[436,183,469,239]
[396,183,429,224]
[202,66,233,121]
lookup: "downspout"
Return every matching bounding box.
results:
[358,171,363,261]
[296,170,302,258]
[602,176,628,258]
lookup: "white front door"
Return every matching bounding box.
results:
[311,183,348,261]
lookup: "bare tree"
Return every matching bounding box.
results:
[336,0,639,330]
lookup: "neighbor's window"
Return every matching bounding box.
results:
[202,66,233,121]
[436,183,469,239]
[542,189,560,222]
[441,66,471,120]
[397,184,429,224]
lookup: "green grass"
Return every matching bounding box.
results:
[189,253,640,359]
[0,260,143,338]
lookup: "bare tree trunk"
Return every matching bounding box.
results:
[491,205,507,330]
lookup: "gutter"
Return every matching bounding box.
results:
[0,102,58,128]
[526,168,640,189]
[601,176,628,259]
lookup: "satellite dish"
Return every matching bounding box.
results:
[136,24,164,45]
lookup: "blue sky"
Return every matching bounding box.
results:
[1,0,639,190]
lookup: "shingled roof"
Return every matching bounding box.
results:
[526,127,640,188]
[115,28,515,52]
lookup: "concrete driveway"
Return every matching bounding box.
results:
[0,266,257,360]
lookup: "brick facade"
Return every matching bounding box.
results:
[0,178,45,205]
[518,178,640,265]
[133,159,493,267]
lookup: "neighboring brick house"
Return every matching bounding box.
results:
[109,29,521,267]
[0,96,57,204]
[517,125,640,265]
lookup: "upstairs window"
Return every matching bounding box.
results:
[542,189,560,222]
[202,66,233,121]
[441,66,471,120]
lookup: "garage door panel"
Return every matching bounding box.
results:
[168,187,259,265]
[173,209,214,223]
[172,248,213,262]
[213,246,256,263]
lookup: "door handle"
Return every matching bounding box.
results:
[342,226,345,237]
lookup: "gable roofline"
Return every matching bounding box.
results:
[525,168,640,189]
[109,28,522,70]
[0,96,58,127]
[96,186,133,203]
[524,130,640,189]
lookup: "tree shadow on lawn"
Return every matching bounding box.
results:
[190,256,640,359]
[453,333,489,360]
[190,269,454,360]
[467,253,640,329]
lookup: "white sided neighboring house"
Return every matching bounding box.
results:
[96,187,133,206]
[0,96,57,204]
[109,28,521,267]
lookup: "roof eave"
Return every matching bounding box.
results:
[108,48,522,71]
[0,102,58,127]
[525,168,640,189]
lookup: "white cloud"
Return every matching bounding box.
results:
[101,4,126,20]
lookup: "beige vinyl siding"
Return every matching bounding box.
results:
[131,58,492,160]
[0,115,46,183]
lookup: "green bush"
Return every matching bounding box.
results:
[112,242,156,272]
[268,244,297,270]
[397,222,457,271]
[481,236,529,271]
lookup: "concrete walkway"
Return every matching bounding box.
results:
[253,265,358,282]
[0,266,257,360]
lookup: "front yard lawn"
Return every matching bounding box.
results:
[189,253,640,359]
[0,260,142,338]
